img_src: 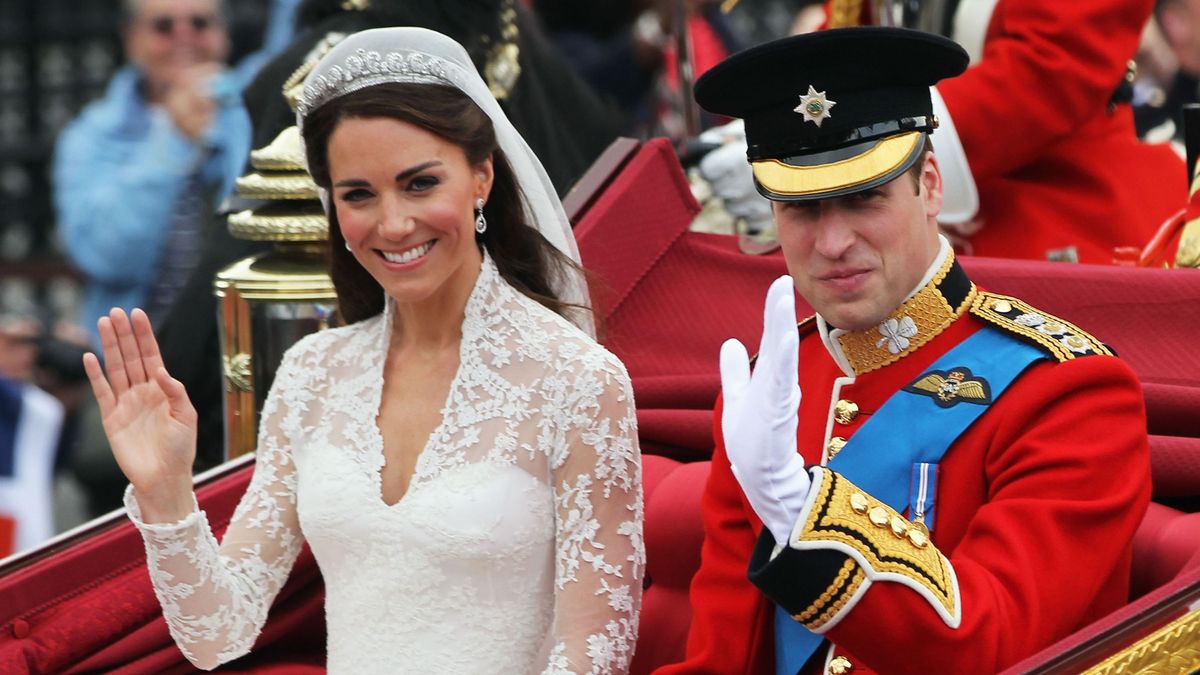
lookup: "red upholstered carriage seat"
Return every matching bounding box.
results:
[0,456,326,672]
[1131,502,1200,599]
[637,455,708,672]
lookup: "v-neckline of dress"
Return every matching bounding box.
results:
[368,256,492,509]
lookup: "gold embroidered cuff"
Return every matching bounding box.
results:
[752,468,961,631]
[748,521,867,631]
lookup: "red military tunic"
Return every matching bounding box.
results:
[826,0,1187,264]
[939,0,1185,263]
[656,256,1151,674]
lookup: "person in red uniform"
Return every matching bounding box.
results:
[826,0,1187,263]
[656,27,1152,675]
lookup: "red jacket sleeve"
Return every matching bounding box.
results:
[653,396,775,675]
[937,0,1154,180]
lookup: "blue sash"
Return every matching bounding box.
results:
[774,327,1046,675]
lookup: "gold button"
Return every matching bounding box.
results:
[869,506,890,527]
[908,527,929,548]
[834,399,860,425]
[827,436,847,459]
[829,655,853,675]
[991,299,1012,313]
[849,492,869,514]
[890,515,908,538]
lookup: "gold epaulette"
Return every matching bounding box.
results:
[969,292,1112,362]
[789,468,960,630]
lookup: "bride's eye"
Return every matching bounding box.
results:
[409,175,440,192]
[340,188,373,203]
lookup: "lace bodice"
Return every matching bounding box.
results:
[126,256,643,673]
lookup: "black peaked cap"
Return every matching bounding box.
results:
[694,27,969,201]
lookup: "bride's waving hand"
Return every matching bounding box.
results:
[82,307,197,523]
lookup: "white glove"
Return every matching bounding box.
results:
[720,275,811,546]
[697,125,774,235]
[697,118,746,146]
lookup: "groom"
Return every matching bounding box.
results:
[659,27,1152,674]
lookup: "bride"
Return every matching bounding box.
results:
[82,27,643,674]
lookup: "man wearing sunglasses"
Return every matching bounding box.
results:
[53,0,251,347]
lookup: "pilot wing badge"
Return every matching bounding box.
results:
[904,366,993,408]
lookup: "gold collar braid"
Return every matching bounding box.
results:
[834,253,976,375]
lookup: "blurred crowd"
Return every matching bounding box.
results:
[1,0,1196,558]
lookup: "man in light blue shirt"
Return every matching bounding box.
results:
[54,0,252,346]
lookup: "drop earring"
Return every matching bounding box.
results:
[474,198,487,234]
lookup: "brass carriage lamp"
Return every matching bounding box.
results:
[215,123,336,459]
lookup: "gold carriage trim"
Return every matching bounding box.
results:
[969,292,1112,362]
[235,172,322,201]
[791,468,958,629]
[249,127,307,172]
[1082,609,1200,675]
[228,204,328,242]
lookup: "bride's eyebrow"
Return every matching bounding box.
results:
[333,161,443,188]
[395,161,441,183]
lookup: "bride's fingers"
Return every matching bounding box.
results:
[83,352,116,420]
[111,308,148,387]
[131,309,166,375]
[97,315,130,396]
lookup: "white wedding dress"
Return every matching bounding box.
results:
[126,256,644,674]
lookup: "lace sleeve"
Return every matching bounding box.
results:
[543,354,644,675]
[125,347,309,670]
